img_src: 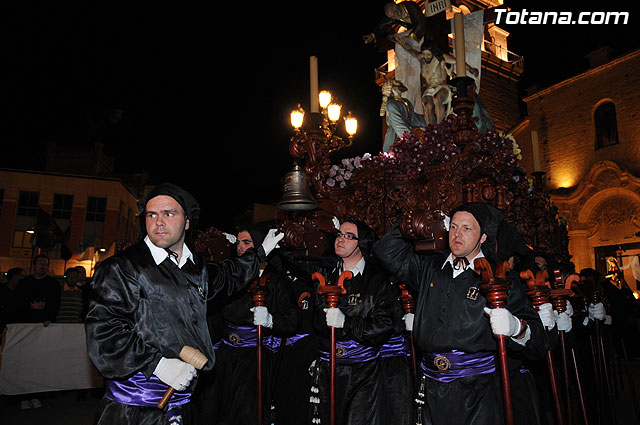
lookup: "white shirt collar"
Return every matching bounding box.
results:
[144,235,193,268]
[343,256,366,277]
[443,250,485,278]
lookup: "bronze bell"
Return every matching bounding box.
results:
[277,164,318,211]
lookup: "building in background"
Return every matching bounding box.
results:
[512,47,640,289]
[0,145,141,277]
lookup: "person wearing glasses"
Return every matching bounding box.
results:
[280,218,396,425]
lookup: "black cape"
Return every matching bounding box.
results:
[86,239,262,425]
[374,225,549,425]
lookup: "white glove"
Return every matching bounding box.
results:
[604,314,612,325]
[324,307,345,328]
[441,212,450,231]
[537,303,555,330]
[483,307,521,337]
[223,232,237,244]
[403,313,414,331]
[261,229,284,256]
[153,357,197,391]
[250,306,273,328]
[588,302,605,321]
[555,311,573,332]
[565,301,574,317]
[332,216,340,230]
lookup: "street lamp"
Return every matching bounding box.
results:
[290,105,304,130]
[344,111,358,137]
[278,90,359,210]
[290,90,358,153]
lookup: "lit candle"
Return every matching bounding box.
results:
[454,12,466,77]
[531,130,542,172]
[310,56,319,113]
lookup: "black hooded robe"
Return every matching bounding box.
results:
[85,240,263,425]
[206,262,300,425]
[374,225,548,425]
[286,258,396,425]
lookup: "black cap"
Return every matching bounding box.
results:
[450,202,504,262]
[237,223,266,247]
[137,183,200,241]
[496,221,531,263]
[342,218,378,259]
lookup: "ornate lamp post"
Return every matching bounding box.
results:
[278,85,357,210]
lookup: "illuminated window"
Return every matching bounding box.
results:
[594,101,619,149]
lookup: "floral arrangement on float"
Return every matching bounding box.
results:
[326,153,372,189]
[324,117,531,196]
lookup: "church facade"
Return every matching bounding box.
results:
[512,48,640,288]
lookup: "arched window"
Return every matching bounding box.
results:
[594,101,619,149]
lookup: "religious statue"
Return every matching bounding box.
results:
[364,1,449,116]
[380,78,426,152]
[605,256,628,289]
[470,81,495,135]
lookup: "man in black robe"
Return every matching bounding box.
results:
[373,202,548,425]
[376,279,415,425]
[282,218,396,425]
[205,224,300,425]
[85,183,283,425]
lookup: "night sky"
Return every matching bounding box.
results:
[2,1,638,231]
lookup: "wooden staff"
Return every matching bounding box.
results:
[520,269,565,425]
[398,283,418,384]
[591,290,617,425]
[249,274,270,425]
[475,258,514,425]
[158,346,208,409]
[573,286,603,425]
[550,269,576,425]
[570,346,589,425]
[314,270,350,425]
[565,275,590,425]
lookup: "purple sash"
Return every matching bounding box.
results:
[421,350,496,383]
[221,322,279,352]
[105,372,191,407]
[380,334,411,358]
[319,339,379,364]
[222,323,257,348]
[286,333,310,346]
[267,333,310,350]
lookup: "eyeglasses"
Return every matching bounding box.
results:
[336,232,358,241]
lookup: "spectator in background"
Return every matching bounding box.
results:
[75,265,87,286]
[57,267,84,323]
[75,265,91,321]
[15,254,61,325]
[14,254,61,410]
[1,267,24,330]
